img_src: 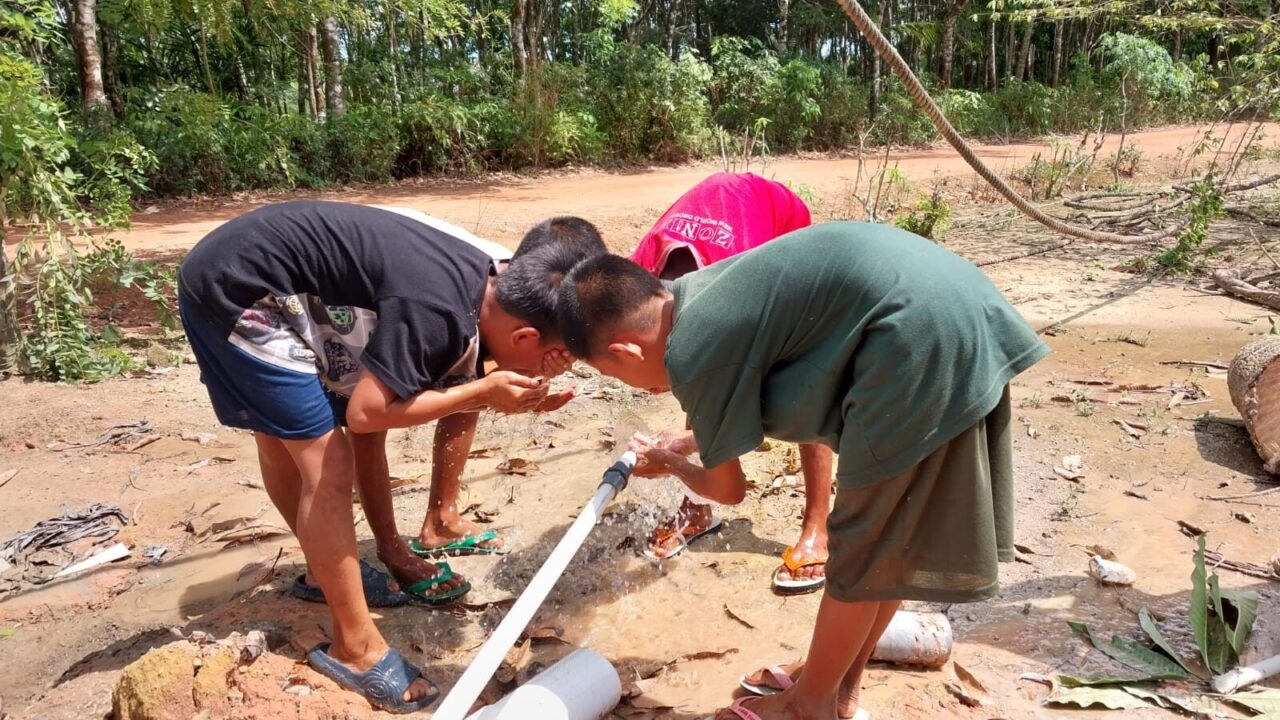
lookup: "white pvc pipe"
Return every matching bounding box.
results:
[464,648,622,720]
[433,452,636,720]
[1212,652,1280,694]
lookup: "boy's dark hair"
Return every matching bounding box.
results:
[513,216,607,260]
[557,254,665,358]
[494,242,588,338]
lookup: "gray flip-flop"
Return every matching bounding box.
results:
[290,559,409,608]
[307,642,438,714]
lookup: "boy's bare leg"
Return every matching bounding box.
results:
[255,433,303,535]
[417,413,504,551]
[280,430,432,703]
[349,430,467,596]
[741,600,900,718]
[836,600,900,718]
[779,443,834,583]
[715,594,888,720]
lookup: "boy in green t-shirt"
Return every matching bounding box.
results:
[555,222,1048,720]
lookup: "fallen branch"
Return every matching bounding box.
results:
[976,239,1075,267]
[1200,484,1280,501]
[1162,360,1230,370]
[1227,206,1280,228]
[1213,268,1280,312]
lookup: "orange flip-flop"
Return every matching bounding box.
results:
[642,516,722,560]
[771,546,827,594]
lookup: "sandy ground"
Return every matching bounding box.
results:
[3,123,1280,720]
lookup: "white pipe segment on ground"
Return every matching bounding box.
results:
[433,452,637,720]
[464,648,622,720]
[1212,652,1280,694]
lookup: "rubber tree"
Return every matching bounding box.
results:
[320,16,346,114]
[938,0,971,89]
[69,0,109,111]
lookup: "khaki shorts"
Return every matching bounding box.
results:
[825,387,1013,603]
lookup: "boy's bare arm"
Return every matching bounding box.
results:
[347,368,559,432]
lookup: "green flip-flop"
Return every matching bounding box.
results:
[410,529,507,557]
[402,562,471,606]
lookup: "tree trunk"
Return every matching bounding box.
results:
[306,25,325,117]
[387,2,401,109]
[71,0,109,111]
[1228,334,1280,473]
[1051,19,1063,86]
[297,37,309,115]
[985,15,997,90]
[937,0,969,90]
[777,0,790,53]
[1003,19,1015,78]
[1015,19,1034,80]
[0,227,16,377]
[869,0,891,120]
[1171,29,1181,60]
[511,0,529,82]
[320,17,345,115]
[196,22,216,94]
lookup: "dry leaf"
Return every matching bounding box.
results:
[1053,466,1084,482]
[947,662,987,708]
[468,447,500,459]
[1080,544,1117,560]
[497,458,540,476]
[1114,419,1147,438]
[1233,511,1256,524]
[1124,489,1151,501]
[1070,378,1113,386]
[1116,383,1163,392]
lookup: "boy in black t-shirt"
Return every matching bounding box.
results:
[178,201,586,713]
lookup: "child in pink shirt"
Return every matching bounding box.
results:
[631,172,812,279]
[628,172,832,600]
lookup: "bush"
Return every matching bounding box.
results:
[808,66,868,149]
[894,190,952,239]
[323,108,400,183]
[587,35,712,161]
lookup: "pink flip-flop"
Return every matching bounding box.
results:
[738,665,794,696]
[723,697,766,720]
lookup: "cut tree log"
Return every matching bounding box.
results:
[1228,336,1280,473]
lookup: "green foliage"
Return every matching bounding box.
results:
[588,37,712,161]
[1,0,172,381]
[1151,176,1225,273]
[1099,33,1194,105]
[894,189,951,239]
[1014,140,1095,200]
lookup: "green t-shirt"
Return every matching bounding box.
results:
[665,221,1049,488]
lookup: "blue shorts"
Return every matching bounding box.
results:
[180,293,348,440]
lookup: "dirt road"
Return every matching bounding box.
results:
[116,123,1271,260]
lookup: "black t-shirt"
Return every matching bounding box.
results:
[179,201,493,400]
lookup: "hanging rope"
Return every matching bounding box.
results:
[834,0,1187,244]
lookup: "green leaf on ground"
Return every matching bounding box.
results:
[1067,621,1192,680]
[1191,534,1212,671]
[0,627,14,638]
[1138,606,1195,676]
[1046,686,1151,710]
[1219,588,1259,656]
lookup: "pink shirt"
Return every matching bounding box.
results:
[629,172,812,275]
